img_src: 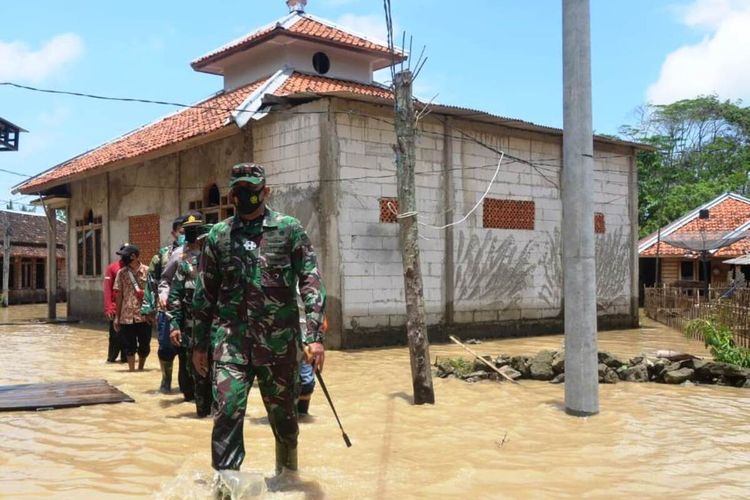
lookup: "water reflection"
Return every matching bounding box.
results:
[0,305,748,498]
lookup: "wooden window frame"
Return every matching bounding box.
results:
[75,210,103,278]
[191,183,234,224]
[35,259,45,290]
[20,258,33,289]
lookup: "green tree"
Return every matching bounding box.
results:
[620,96,750,237]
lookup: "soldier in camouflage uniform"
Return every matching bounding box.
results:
[192,163,326,475]
[167,217,213,417]
[141,215,185,394]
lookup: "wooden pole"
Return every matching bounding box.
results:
[2,221,10,308]
[45,206,58,320]
[393,69,435,405]
[448,336,520,384]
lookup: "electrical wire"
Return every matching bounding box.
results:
[3,81,635,203]
[0,168,32,178]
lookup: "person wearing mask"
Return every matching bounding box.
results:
[192,163,326,478]
[167,217,213,416]
[141,216,185,393]
[103,244,128,363]
[157,210,204,401]
[114,245,151,372]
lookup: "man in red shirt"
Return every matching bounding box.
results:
[104,245,127,363]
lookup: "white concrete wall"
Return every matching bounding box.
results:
[335,102,446,331]
[593,150,633,316]
[252,100,323,246]
[108,155,180,253]
[223,39,374,91]
[63,96,634,334]
[334,101,635,332]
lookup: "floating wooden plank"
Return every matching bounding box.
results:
[0,379,134,411]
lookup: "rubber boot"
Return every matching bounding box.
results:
[159,360,173,394]
[275,441,298,475]
[297,395,311,415]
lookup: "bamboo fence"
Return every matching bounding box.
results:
[645,286,750,348]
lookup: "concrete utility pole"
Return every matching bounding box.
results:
[393,69,435,405]
[562,0,599,416]
[2,221,10,308]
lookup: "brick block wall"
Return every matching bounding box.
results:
[128,214,161,263]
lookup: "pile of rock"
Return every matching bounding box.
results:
[435,350,750,388]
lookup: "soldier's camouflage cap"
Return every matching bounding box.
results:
[230,162,265,187]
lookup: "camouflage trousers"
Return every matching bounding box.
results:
[211,361,300,471]
[182,326,212,416]
[189,346,212,417]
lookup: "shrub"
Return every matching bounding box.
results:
[685,319,750,368]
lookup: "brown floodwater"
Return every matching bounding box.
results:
[1,304,749,499]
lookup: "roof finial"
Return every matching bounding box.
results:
[286,0,307,13]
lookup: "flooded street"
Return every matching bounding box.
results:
[1,305,749,499]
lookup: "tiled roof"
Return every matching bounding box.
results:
[0,210,66,248]
[276,72,392,99]
[10,245,66,259]
[288,17,395,54]
[16,73,393,193]
[192,13,402,70]
[19,79,268,193]
[639,195,750,257]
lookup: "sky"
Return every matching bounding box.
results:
[2,0,749,210]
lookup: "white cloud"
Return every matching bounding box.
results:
[0,33,83,83]
[647,0,750,103]
[679,0,749,28]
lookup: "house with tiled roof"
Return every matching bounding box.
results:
[0,209,66,304]
[638,192,750,296]
[14,0,649,346]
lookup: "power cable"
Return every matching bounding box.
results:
[0,168,32,178]
[4,81,634,199]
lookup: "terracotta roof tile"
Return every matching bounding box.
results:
[0,210,65,247]
[192,14,401,69]
[640,196,750,257]
[288,18,393,54]
[20,79,266,193]
[9,245,66,259]
[17,73,394,193]
[276,72,392,99]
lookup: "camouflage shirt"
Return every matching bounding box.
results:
[141,243,177,316]
[192,209,326,366]
[167,247,201,347]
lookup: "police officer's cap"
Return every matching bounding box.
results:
[230,163,265,187]
[172,215,186,231]
[182,211,205,228]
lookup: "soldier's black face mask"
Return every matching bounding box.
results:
[233,186,265,215]
[184,227,199,244]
